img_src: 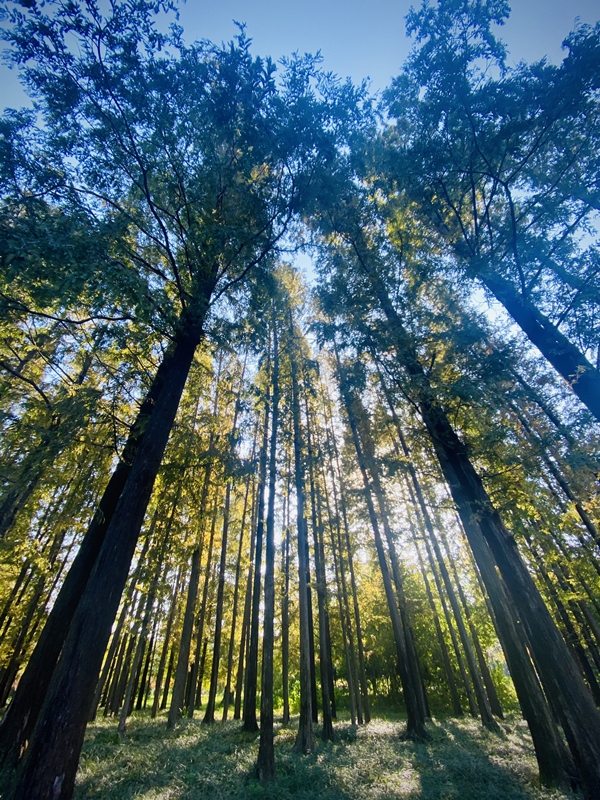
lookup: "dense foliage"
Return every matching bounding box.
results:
[0,1,599,799]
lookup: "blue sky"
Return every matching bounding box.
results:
[1,0,599,110]
[172,0,600,91]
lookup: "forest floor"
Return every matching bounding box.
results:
[68,710,580,800]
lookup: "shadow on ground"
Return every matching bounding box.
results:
[70,713,579,800]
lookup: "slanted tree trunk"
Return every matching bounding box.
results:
[424,402,600,794]
[377,368,463,716]
[0,341,179,766]
[423,507,497,730]
[405,504,463,716]
[434,516,504,720]
[358,261,585,790]
[351,392,431,725]
[480,270,600,423]
[374,374,485,720]
[337,358,427,741]
[11,315,204,800]
[524,533,600,706]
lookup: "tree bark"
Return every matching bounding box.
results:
[337,358,427,741]
[0,340,178,765]
[167,547,202,728]
[281,479,291,726]
[243,392,269,732]
[203,483,232,723]
[188,498,218,716]
[481,271,600,423]
[305,400,334,741]
[356,263,579,788]
[234,477,258,720]
[150,565,182,718]
[222,465,253,721]
[10,320,203,800]
[290,316,314,754]
[257,314,280,781]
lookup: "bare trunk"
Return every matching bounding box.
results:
[11,320,203,800]
[257,315,280,781]
[290,317,314,754]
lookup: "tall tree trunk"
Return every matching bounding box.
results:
[243,392,270,732]
[205,367,246,724]
[337,358,427,741]
[167,456,213,728]
[351,393,430,725]
[9,320,204,800]
[90,526,153,721]
[305,401,334,741]
[328,501,357,725]
[104,633,129,718]
[234,478,258,720]
[439,522,504,719]
[524,534,600,706]
[280,469,292,726]
[167,548,201,728]
[188,497,218,717]
[290,315,314,754]
[423,507,498,730]
[203,483,232,723]
[374,372,489,720]
[257,313,280,781]
[425,402,600,794]
[480,271,600,423]
[161,646,176,711]
[324,384,370,722]
[118,519,171,733]
[151,567,182,719]
[0,337,180,766]
[222,465,253,721]
[405,503,463,716]
[361,262,591,791]
[139,623,157,709]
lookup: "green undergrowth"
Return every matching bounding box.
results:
[70,711,581,800]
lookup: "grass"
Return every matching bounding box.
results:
[70,711,581,800]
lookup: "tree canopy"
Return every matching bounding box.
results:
[0,1,599,799]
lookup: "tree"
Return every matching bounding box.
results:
[311,179,586,788]
[0,2,352,795]
[378,0,600,420]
